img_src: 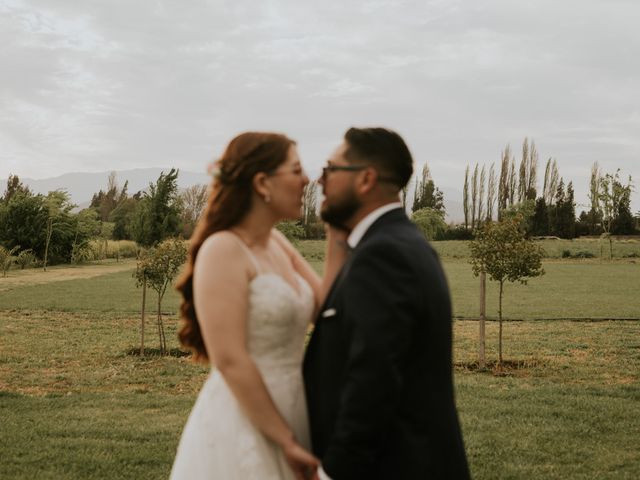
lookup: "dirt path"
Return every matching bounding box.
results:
[0,260,136,292]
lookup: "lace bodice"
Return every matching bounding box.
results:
[247,272,314,372]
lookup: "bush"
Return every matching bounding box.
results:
[88,239,139,260]
[71,241,97,264]
[276,221,305,242]
[303,221,326,240]
[15,249,37,269]
[562,249,595,259]
[442,225,475,240]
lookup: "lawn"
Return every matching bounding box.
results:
[1,240,639,479]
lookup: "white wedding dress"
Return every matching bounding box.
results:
[170,241,315,480]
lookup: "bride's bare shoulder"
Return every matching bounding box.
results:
[196,231,244,266]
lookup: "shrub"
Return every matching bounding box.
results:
[15,249,37,269]
[276,221,305,242]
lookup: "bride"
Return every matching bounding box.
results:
[172,132,346,479]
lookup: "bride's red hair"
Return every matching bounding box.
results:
[176,132,295,362]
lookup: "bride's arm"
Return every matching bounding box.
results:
[272,228,348,315]
[193,233,318,474]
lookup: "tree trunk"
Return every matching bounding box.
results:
[157,294,164,355]
[479,272,486,369]
[43,219,53,272]
[498,281,504,366]
[609,236,613,259]
[140,279,146,356]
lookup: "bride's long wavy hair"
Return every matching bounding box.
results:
[176,132,296,362]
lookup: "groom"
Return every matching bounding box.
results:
[302,127,471,479]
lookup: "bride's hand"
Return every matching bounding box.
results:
[281,438,320,480]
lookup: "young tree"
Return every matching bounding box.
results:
[469,216,545,366]
[134,238,187,355]
[0,245,19,277]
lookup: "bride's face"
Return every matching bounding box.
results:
[267,146,309,220]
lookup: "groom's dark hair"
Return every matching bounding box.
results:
[344,127,413,190]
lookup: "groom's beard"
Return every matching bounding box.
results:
[320,190,361,231]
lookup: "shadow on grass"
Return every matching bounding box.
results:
[125,347,191,358]
[455,358,546,376]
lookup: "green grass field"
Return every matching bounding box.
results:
[1,239,639,479]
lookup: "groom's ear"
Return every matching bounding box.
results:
[355,167,378,196]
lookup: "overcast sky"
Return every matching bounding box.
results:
[1,0,638,212]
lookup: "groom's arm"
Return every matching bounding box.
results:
[322,241,419,478]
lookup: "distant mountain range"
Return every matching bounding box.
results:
[2,168,466,223]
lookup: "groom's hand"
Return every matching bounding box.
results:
[282,439,320,480]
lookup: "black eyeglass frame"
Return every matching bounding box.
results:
[321,164,399,184]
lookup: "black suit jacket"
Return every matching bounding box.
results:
[303,208,470,479]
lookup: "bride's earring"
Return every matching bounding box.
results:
[264,194,271,203]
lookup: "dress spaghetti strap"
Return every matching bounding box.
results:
[227,231,262,274]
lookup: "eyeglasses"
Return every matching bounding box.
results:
[321,164,367,179]
[321,163,399,184]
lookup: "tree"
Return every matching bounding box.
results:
[411,208,447,241]
[0,245,19,277]
[526,140,538,201]
[588,162,601,235]
[90,172,128,222]
[486,163,496,223]
[477,165,486,226]
[611,175,634,235]
[71,209,100,264]
[302,180,319,226]
[471,164,479,229]
[131,169,182,247]
[463,165,470,229]
[543,158,559,207]
[42,191,75,271]
[110,197,139,240]
[508,157,517,207]
[180,184,208,238]
[1,175,31,203]
[531,198,549,236]
[518,138,529,203]
[597,170,633,256]
[134,238,187,355]
[412,163,444,214]
[469,216,545,366]
[498,145,511,219]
